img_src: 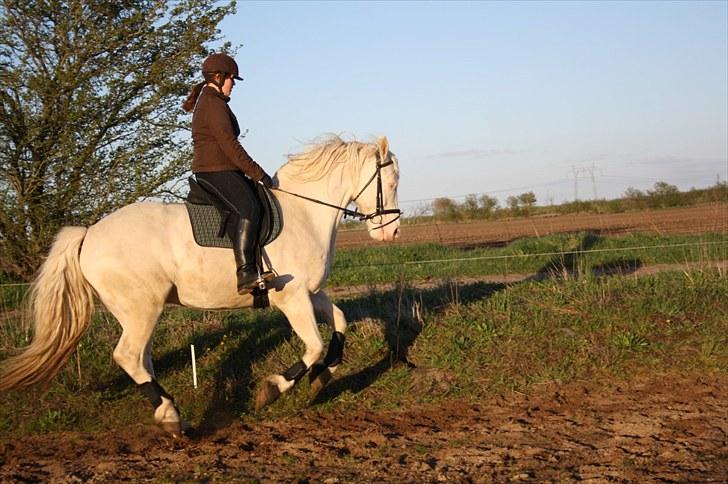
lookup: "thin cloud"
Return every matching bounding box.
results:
[424,148,525,161]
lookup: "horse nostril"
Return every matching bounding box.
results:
[394,228,400,239]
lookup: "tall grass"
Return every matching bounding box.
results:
[0,284,31,353]
[330,232,728,286]
[0,264,725,437]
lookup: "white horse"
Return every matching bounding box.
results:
[0,135,400,436]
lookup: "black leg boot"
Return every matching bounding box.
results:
[232,218,259,294]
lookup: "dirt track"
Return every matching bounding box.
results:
[1,374,726,482]
[337,203,728,248]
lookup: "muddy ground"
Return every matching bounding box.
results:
[1,373,726,482]
[337,203,728,248]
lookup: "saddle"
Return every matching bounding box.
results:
[185,176,282,308]
[185,176,282,250]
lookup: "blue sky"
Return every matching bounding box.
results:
[217,1,727,211]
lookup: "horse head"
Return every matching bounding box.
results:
[351,136,401,242]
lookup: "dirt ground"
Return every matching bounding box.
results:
[1,373,726,482]
[337,203,728,248]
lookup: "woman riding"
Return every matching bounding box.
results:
[183,53,273,294]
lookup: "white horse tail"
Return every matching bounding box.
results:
[0,226,95,391]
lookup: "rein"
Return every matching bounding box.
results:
[271,158,402,230]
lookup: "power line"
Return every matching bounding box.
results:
[338,241,728,269]
[399,179,566,204]
[2,241,725,288]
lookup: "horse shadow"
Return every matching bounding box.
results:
[186,310,292,436]
[590,258,642,277]
[530,231,642,280]
[311,279,506,405]
[95,308,292,436]
[313,231,644,404]
[175,279,506,429]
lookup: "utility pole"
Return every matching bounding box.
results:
[568,164,601,201]
[587,163,601,199]
[569,166,580,201]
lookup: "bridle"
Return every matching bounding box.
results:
[349,156,402,228]
[271,155,402,231]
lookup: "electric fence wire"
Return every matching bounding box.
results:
[338,240,728,269]
[0,240,726,287]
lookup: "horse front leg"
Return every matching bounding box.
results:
[255,291,324,411]
[309,290,347,396]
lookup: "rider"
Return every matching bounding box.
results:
[183,53,273,294]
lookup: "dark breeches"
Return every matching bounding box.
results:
[195,170,262,224]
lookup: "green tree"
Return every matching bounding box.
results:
[647,181,679,197]
[462,194,479,219]
[431,197,460,221]
[623,187,645,199]
[647,181,681,208]
[0,0,235,279]
[506,195,519,209]
[478,195,498,216]
[517,191,536,208]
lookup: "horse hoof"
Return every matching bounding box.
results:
[310,366,332,397]
[255,380,281,411]
[160,420,188,439]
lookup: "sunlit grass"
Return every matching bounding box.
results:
[330,232,728,286]
[1,263,725,437]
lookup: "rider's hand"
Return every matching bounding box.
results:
[259,173,273,188]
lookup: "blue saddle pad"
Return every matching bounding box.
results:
[185,184,282,249]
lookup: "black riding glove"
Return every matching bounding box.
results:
[259,174,273,188]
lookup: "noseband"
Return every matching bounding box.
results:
[271,156,402,231]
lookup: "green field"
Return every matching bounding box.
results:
[0,233,726,437]
[331,232,728,285]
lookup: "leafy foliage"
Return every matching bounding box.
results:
[0,0,235,278]
[419,181,727,224]
[431,197,460,221]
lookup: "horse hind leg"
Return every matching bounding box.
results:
[107,297,187,437]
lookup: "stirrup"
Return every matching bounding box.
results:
[255,271,276,290]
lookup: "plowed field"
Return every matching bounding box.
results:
[337,203,728,248]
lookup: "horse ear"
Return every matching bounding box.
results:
[377,136,389,160]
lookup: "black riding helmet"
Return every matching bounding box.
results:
[202,53,243,83]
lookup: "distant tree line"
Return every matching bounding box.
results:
[419,181,727,223]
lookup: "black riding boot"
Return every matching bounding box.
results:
[232,218,259,294]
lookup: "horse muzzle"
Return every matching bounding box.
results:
[368,217,400,242]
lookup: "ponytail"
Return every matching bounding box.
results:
[183,72,227,112]
[182,81,206,113]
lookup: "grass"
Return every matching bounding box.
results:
[329,232,728,286]
[0,284,31,353]
[0,253,726,437]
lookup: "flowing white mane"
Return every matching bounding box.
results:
[277,135,375,183]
